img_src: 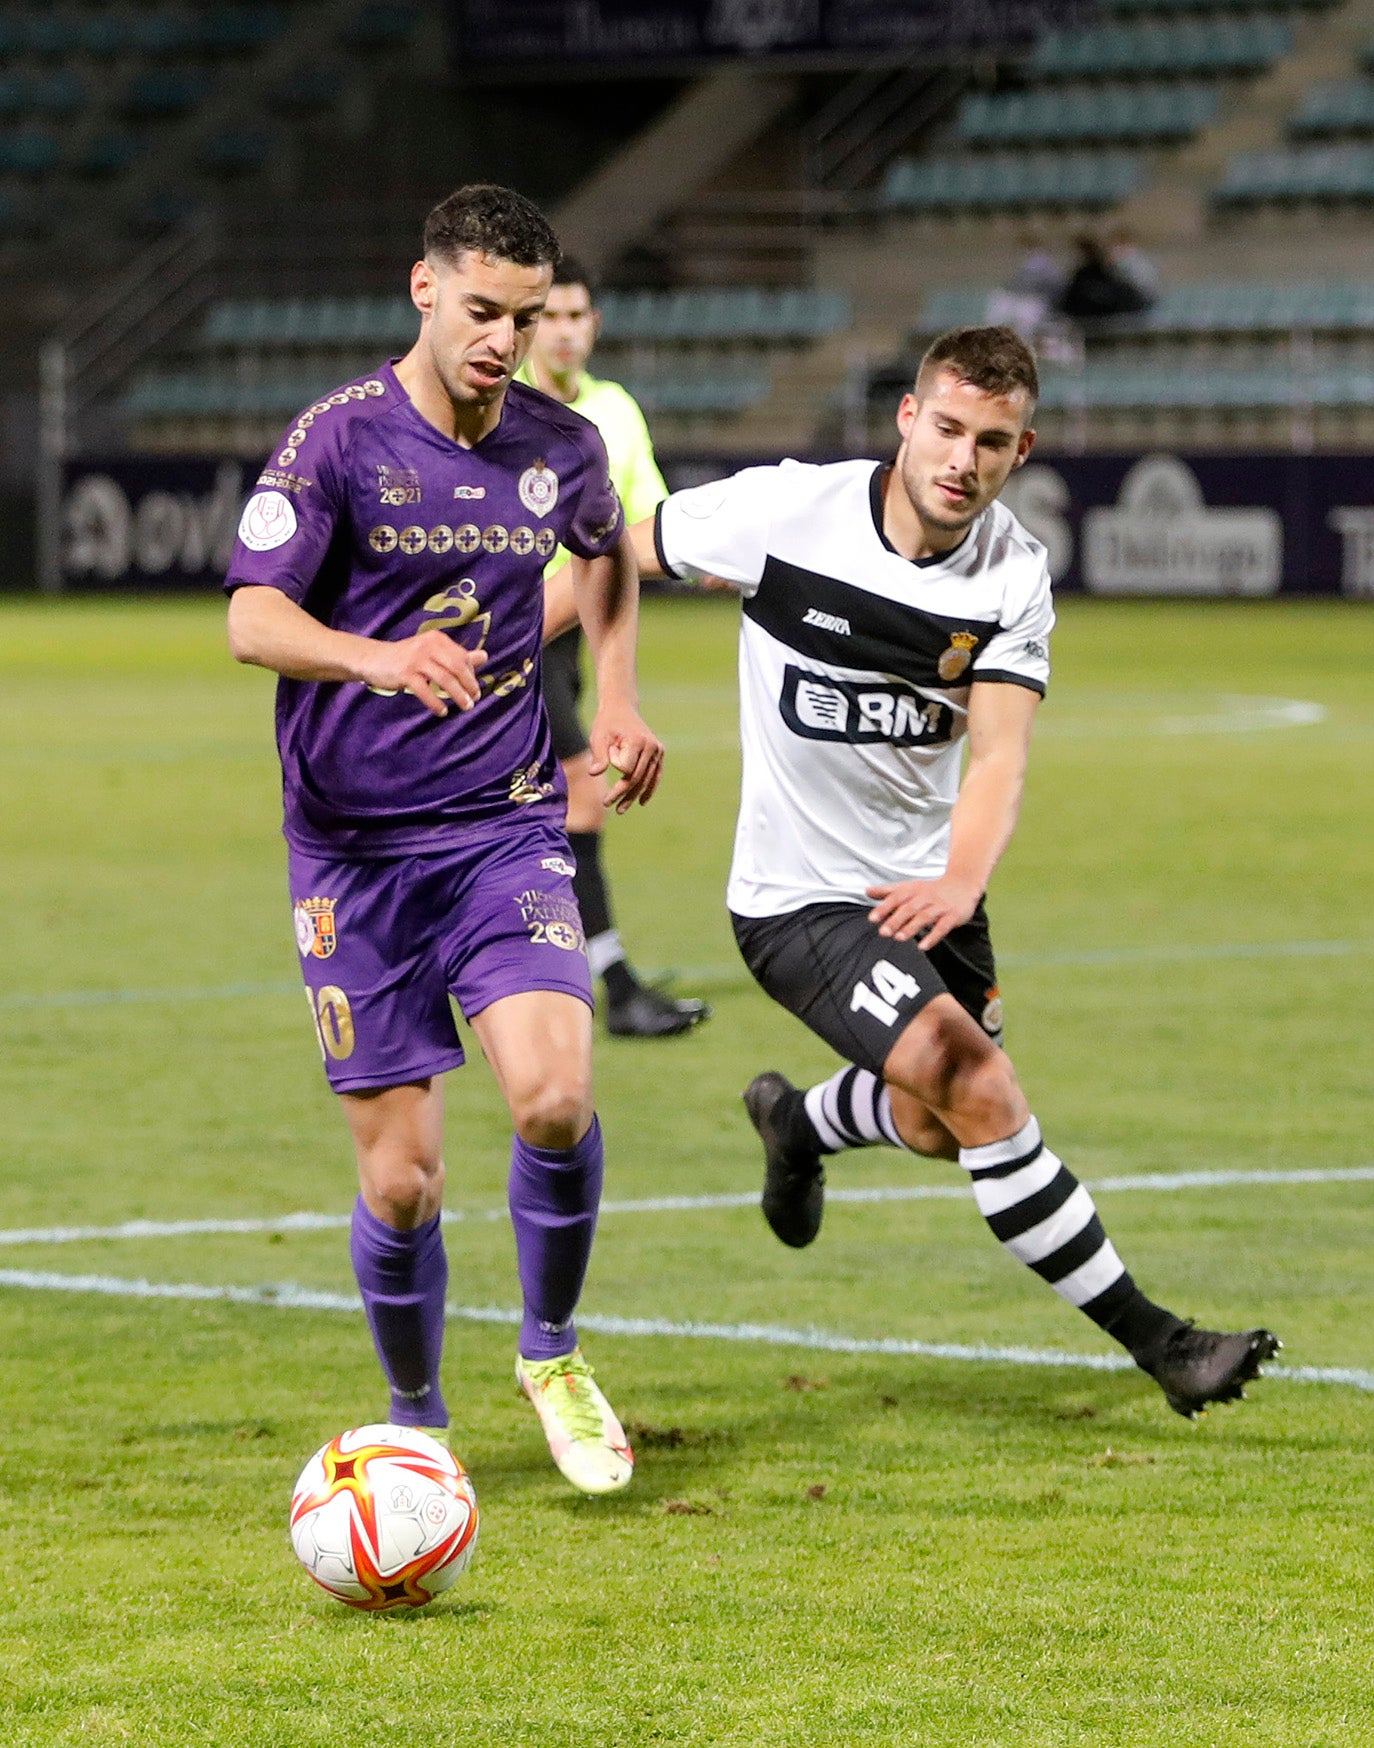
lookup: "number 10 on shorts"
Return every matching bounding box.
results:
[851,959,921,1027]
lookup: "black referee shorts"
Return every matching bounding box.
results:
[543,626,590,763]
[731,899,1003,1077]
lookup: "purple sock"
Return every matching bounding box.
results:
[349,1198,449,1428]
[509,1116,604,1361]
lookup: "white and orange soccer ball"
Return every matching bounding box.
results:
[289,1425,479,1610]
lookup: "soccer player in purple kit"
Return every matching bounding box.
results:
[225,185,661,1495]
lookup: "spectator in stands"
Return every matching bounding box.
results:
[986,231,1066,339]
[1056,232,1153,323]
[1106,225,1160,308]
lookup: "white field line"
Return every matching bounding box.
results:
[4,936,1371,1015]
[0,1264,1365,1395]
[3,1165,1373,1250]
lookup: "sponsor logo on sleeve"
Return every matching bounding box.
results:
[540,855,577,878]
[237,490,298,552]
[518,459,559,518]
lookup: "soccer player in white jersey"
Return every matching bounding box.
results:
[561,324,1279,1418]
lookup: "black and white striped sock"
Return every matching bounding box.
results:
[802,1066,909,1153]
[958,1115,1147,1334]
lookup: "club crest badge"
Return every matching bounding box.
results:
[518,459,559,519]
[294,897,338,959]
[937,631,979,683]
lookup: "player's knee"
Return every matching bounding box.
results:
[890,1001,1021,1131]
[510,1079,593,1151]
[949,1047,1024,1135]
[362,1151,444,1227]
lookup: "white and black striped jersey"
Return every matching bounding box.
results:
[655,458,1054,918]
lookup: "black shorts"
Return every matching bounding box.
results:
[731,900,1003,1077]
[543,626,589,763]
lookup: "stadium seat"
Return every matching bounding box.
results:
[955,83,1220,146]
[1214,144,1374,203]
[122,71,214,120]
[1030,17,1293,79]
[200,129,272,175]
[0,132,60,175]
[880,151,1145,211]
[915,280,1374,337]
[342,3,422,48]
[77,132,144,178]
[1290,80,1374,138]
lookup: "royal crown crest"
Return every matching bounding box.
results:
[294,896,338,959]
[937,630,979,683]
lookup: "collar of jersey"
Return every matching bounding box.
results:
[389,358,519,456]
[868,462,977,571]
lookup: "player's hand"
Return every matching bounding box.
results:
[865,875,981,951]
[358,631,489,718]
[588,702,665,813]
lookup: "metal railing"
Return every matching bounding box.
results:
[38,223,219,592]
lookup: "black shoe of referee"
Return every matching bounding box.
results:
[1136,1321,1282,1419]
[605,979,711,1038]
[744,1071,825,1249]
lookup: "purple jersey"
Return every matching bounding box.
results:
[225,364,623,857]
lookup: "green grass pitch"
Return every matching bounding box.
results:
[0,593,1371,1746]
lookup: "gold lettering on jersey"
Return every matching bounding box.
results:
[378,466,422,507]
[454,523,481,554]
[486,658,534,699]
[482,525,509,554]
[314,985,355,1061]
[257,469,311,495]
[369,525,399,553]
[535,528,556,558]
[509,526,535,555]
[398,525,427,555]
[509,762,555,806]
[937,631,979,682]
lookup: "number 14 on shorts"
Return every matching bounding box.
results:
[851,959,921,1027]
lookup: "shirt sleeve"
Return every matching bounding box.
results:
[223,433,345,602]
[654,465,779,594]
[970,552,1054,695]
[562,421,624,561]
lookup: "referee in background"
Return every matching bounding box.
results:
[519,259,710,1037]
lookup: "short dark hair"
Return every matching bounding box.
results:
[551,255,597,299]
[917,325,1039,407]
[422,184,561,272]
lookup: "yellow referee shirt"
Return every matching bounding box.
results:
[514,365,668,577]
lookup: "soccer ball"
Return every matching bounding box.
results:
[289,1424,479,1610]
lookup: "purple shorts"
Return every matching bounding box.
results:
[288,818,592,1093]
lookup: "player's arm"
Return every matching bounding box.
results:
[867,682,1040,950]
[227,584,487,719]
[571,529,664,812]
[541,512,660,644]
